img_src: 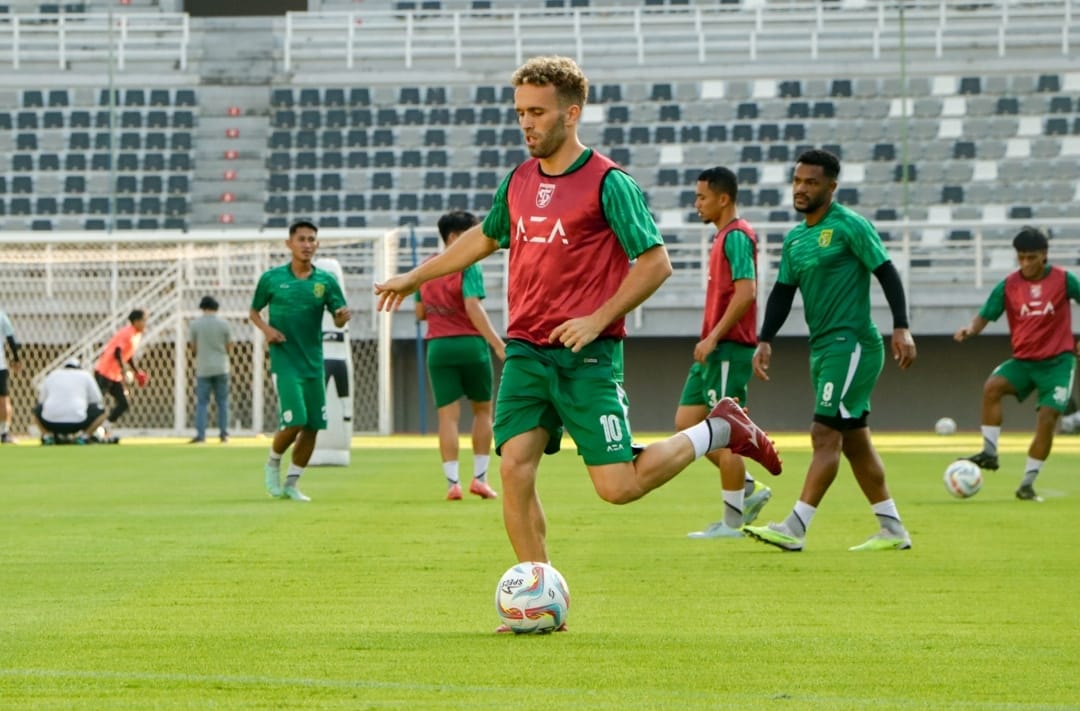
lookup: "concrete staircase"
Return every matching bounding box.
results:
[188,17,277,228]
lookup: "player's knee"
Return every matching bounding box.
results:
[591,469,642,505]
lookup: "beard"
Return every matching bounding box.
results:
[526,117,567,158]
[794,195,827,214]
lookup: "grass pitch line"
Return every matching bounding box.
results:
[0,669,1074,711]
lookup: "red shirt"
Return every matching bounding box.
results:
[1002,267,1075,360]
[504,153,628,345]
[95,324,142,382]
[419,262,484,340]
[702,218,757,346]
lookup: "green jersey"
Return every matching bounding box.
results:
[251,263,347,378]
[777,202,890,351]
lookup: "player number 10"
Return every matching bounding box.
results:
[599,414,623,443]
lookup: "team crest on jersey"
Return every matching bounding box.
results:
[1030,283,1042,299]
[818,229,833,247]
[536,182,556,208]
[313,283,325,298]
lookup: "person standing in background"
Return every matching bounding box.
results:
[189,295,232,444]
[681,167,774,540]
[416,210,506,501]
[94,309,149,438]
[0,308,21,444]
[251,220,351,502]
[744,148,916,552]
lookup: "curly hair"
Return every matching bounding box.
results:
[511,55,588,108]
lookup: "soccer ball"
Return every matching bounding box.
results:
[943,459,983,498]
[935,417,957,435]
[494,562,570,634]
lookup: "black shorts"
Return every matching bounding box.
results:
[0,369,8,397]
[33,402,106,435]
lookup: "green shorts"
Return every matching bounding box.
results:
[273,374,327,430]
[994,352,1077,412]
[426,335,493,408]
[678,341,755,408]
[493,339,634,466]
[809,338,884,420]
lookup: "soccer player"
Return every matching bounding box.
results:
[250,220,351,502]
[93,309,148,438]
[743,148,917,552]
[416,210,506,501]
[682,167,774,539]
[954,227,1080,502]
[375,56,781,598]
[32,358,109,445]
[0,308,21,444]
[188,295,232,444]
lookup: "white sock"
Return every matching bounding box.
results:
[284,463,303,488]
[443,460,460,485]
[680,418,732,459]
[871,498,905,535]
[1021,457,1043,487]
[473,454,490,482]
[784,501,817,537]
[722,489,744,528]
[0,422,8,435]
[267,449,282,467]
[981,425,1001,456]
[743,475,756,496]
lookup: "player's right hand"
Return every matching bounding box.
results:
[374,273,420,312]
[134,370,149,387]
[752,342,772,381]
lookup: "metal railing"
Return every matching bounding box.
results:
[283,0,1077,72]
[0,11,189,70]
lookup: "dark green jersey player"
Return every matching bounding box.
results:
[250,220,350,502]
[744,148,918,553]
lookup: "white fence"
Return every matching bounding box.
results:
[283,0,1078,72]
[0,11,189,70]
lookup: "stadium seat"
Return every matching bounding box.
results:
[299,88,321,107]
[347,151,368,168]
[736,166,759,185]
[372,172,394,190]
[116,176,138,194]
[149,89,171,106]
[349,88,371,106]
[650,83,672,101]
[351,108,373,127]
[13,154,33,172]
[654,126,676,143]
[320,173,342,191]
[120,111,142,128]
[372,129,394,146]
[173,111,195,129]
[959,77,981,95]
[732,124,753,141]
[321,87,343,106]
[175,89,196,107]
[318,194,340,212]
[830,79,853,97]
[265,195,288,214]
[740,145,762,162]
[168,154,191,171]
[115,197,136,215]
[61,197,84,215]
[658,104,681,122]
[292,195,315,214]
[170,132,192,150]
[737,102,758,119]
[681,125,701,143]
[706,124,727,142]
[138,196,162,214]
[17,112,37,130]
[401,149,422,168]
[344,194,366,212]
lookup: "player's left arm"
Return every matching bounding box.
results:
[326,278,351,328]
[850,216,915,369]
[548,170,670,352]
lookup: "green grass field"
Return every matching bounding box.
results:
[1,433,1077,710]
